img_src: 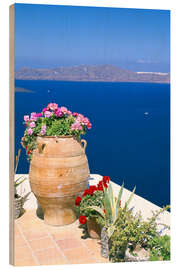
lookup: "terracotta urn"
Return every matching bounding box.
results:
[29,136,89,226]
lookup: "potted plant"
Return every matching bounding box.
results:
[21,103,92,226]
[14,150,30,219]
[14,176,27,219]
[75,176,110,239]
[85,182,136,258]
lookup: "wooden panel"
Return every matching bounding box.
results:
[9,4,15,266]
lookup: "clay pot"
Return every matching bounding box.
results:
[87,218,101,239]
[29,136,89,226]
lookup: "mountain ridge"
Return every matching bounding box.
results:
[15,64,170,83]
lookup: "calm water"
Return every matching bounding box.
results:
[15,80,170,208]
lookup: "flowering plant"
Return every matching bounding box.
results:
[75,176,110,225]
[21,103,92,160]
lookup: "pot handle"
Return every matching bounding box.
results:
[81,139,87,152]
[38,143,46,154]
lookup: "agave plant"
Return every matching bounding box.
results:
[86,183,136,238]
[14,176,27,197]
[14,149,26,197]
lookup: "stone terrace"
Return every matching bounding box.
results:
[13,174,170,266]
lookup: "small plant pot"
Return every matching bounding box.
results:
[14,196,23,219]
[125,245,150,262]
[87,218,101,239]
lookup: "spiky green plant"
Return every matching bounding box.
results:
[14,149,27,197]
[85,183,136,238]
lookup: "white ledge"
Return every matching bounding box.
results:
[15,174,170,235]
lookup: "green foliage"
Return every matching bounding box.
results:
[78,190,105,225]
[109,205,170,262]
[86,183,135,238]
[14,149,27,197]
[45,116,74,136]
[149,235,170,261]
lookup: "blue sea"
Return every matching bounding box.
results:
[15,80,170,208]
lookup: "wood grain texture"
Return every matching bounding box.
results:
[9,4,15,265]
[29,136,90,226]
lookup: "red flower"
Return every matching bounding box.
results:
[97,182,104,192]
[27,150,31,155]
[75,196,82,206]
[89,185,97,191]
[79,215,87,224]
[119,200,121,207]
[103,209,106,214]
[25,146,27,150]
[103,176,110,184]
[103,182,108,189]
[82,189,90,197]
[98,180,103,186]
[89,185,97,194]
[82,185,98,197]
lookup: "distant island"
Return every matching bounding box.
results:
[15,65,170,83]
[15,87,35,93]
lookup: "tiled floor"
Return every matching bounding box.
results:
[14,210,109,266]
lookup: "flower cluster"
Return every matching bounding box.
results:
[21,103,92,160]
[82,176,110,197]
[72,113,92,130]
[75,176,110,225]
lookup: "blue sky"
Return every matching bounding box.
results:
[15,4,170,72]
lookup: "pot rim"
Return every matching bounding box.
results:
[37,135,75,139]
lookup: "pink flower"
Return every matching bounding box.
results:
[73,112,78,117]
[30,112,37,121]
[24,115,29,122]
[76,114,92,129]
[77,114,84,120]
[55,108,63,117]
[29,121,36,128]
[36,113,42,117]
[40,125,46,135]
[42,107,48,113]
[47,103,58,111]
[81,117,89,126]
[44,111,52,118]
[27,128,33,135]
[60,106,68,114]
[67,110,72,115]
[71,121,82,131]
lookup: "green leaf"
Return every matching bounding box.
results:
[116,182,124,216]
[14,176,26,187]
[84,205,106,219]
[104,188,113,224]
[107,184,116,222]
[107,225,116,239]
[124,185,136,210]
